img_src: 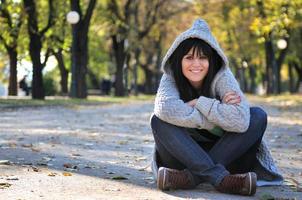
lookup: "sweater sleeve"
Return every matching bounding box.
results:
[154,74,215,130]
[194,68,250,133]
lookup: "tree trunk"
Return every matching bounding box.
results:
[133,49,140,96]
[87,68,99,89]
[70,0,96,98]
[70,26,87,98]
[276,38,290,93]
[30,44,44,99]
[53,49,68,94]
[293,62,302,93]
[8,48,18,96]
[124,53,131,95]
[264,36,278,94]
[143,67,154,94]
[24,0,45,99]
[111,35,126,96]
[288,62,295,93]
[249,65,256,94]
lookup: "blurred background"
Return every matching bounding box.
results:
[0,0,301,100]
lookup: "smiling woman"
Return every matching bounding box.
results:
[149,18,283,196]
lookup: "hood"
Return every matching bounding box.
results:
[161,19,229,75]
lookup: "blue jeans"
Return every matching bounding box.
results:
[150,107,267,187]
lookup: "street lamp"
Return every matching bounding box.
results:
[242,60,248,68]
[66,11,80,24]
[277,39,287,50]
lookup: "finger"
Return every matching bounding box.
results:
[224,94,238,103]
[225,95,240,104]
[223,91,235,100]
[223,91,236,100]
[226,97,241,105]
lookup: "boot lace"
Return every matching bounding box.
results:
[168,170,192,188]
[219,174,245,193]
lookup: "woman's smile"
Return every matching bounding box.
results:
[181,48,209,89]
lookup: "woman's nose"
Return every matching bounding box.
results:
[192,58,202,66]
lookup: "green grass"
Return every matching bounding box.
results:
[246,94,302,107]
[245,94,302,113]
[0,95,155,109]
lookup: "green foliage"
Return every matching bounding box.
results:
[43,70,59,96]
[0,94,155,108]
[250,0,302,39]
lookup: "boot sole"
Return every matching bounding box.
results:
[157,167,167,190]
[246,172,257,196]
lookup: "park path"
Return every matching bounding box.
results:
[0,97,301,200]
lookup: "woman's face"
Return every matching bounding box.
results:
[181,47,209,89]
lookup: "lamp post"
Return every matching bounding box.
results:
[67,10,82,98]
[66,11,80,24]
[277,39,287,50]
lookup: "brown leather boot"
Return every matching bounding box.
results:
[157,167,196,190]
[216,172,257,196]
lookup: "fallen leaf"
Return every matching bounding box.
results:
[0,182,12,189]
[143,177,153,181]
[111,176,128,180]
[63,163,77,169]
[32,166,40,172]
[63,163,72,168]
[118,141,128,145]
[6,176,18,181]
[135,157,147,161]
[22,143,33,148]
[31,147,41,152]
[259,193,274,200]
[62,172,72,176]
[104,188,121,192]
[71,153,81,157]
[42,157,53,162]
[48,172,57,177]
[37,162,48,166]
[8,143,17,148]
[0,160,11,165]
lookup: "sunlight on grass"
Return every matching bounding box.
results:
[246,94,302,107]
[0,95,155,108]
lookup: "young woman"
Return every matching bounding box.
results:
[150,19,283,196]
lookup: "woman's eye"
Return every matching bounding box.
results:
[185,56,193,60]
[199,56,207,59]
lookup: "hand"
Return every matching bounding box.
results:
[222,91,241,105]
[186,99,198,107]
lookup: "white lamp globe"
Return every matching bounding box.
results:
[277,39,287,50]
[67,11,80,24]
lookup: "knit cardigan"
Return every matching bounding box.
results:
[151,19,283,186]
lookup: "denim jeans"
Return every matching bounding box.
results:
[150,107,267,187]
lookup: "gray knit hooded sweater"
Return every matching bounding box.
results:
[151,19,283,186]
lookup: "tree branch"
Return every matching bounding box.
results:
[83,0,97,32]
[42,48,51,69]
[0,0,13,28]
[40,0,55,36]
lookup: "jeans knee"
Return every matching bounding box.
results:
[150,114,162,131]
[250,107,267,134]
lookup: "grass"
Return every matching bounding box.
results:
[1,94,301,109]
[0,95,155,109]
[247,94,302,111]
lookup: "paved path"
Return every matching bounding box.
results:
[0,98,301,200]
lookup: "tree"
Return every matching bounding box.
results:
[23,0,55,99]
[0,0,23,95]
[69,0,97,99]
[46,1,70,95]
[105,0,133,96]
[251,0,298,94]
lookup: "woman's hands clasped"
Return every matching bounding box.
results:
[186,91,241,107]
[222,91,241,105]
